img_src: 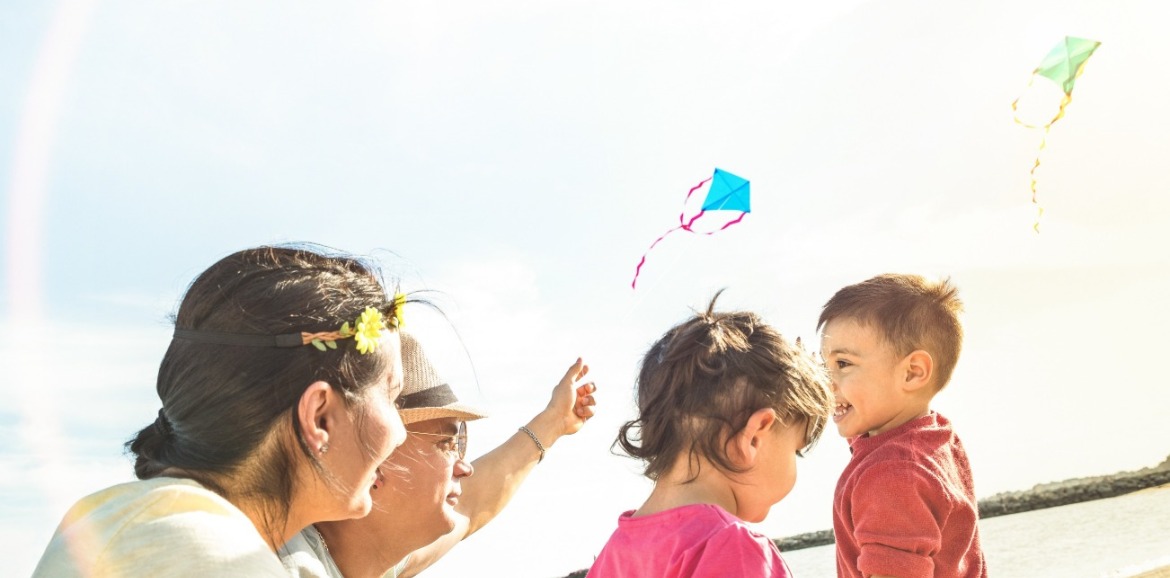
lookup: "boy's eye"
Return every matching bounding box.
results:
[836,359,852,369]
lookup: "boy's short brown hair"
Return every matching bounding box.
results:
[818,274,964,390]
[617,291,833,481]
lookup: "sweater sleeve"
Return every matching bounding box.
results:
[849,460,951,578]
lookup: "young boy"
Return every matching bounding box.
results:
[818,274,987,578]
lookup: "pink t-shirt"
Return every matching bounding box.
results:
[587,504,793,578]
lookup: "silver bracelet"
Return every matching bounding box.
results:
[518,426,546,463]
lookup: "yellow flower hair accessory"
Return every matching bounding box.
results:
[352,307,386,354]
[305,306,388,354]
[390,292,406,328]
[172,298,404,354]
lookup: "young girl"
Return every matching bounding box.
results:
[588,292,833,577]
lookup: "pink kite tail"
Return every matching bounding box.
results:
[695,211,748,236]
[631,175,715,290]
[682,210,705,230]
[677,177,713,230]
[631,225,683,289]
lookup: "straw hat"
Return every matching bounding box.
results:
[398,332,488,425]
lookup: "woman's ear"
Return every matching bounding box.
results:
[733,408,778,467]
[298,381,335,454]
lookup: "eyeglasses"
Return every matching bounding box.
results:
[405,420,467,460]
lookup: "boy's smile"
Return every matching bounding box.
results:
[820,317,920,438]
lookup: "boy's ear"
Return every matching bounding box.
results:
[297,381,336,454]
[734,408,779,466]
[901,350,934,392]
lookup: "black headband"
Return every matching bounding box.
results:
[172,329,305,348]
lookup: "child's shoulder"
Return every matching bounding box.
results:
[696,511,788,574]
[847,413,971,478]
[843,414,978,506]
[623,503,739,530]
[854,412,961,456]
[610,503,767,559]
[671,505,775,549]
[596,504,791,578]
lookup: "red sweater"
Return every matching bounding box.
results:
[833,412,987,578]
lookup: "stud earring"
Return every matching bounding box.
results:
[319,443,329,455]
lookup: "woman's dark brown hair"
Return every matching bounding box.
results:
[126,245,398,534]
[616,291,833,481]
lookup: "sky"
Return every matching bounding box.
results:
[2,0,1169,576]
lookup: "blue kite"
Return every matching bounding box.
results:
[631,168,751,289]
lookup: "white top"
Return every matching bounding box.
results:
[280,527,346,578]
[280,526,410,578]
[33,477,287,577]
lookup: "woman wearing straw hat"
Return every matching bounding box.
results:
[281,331,597,578]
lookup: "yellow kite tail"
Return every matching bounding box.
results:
[1014,86,1074,234]
[1013,50,1095,233]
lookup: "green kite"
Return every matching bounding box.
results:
[1012,36,1101,233]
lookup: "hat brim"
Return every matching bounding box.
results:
[400,402,489,425]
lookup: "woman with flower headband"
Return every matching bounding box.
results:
[33,246,410,577]
[281,331,598,578]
